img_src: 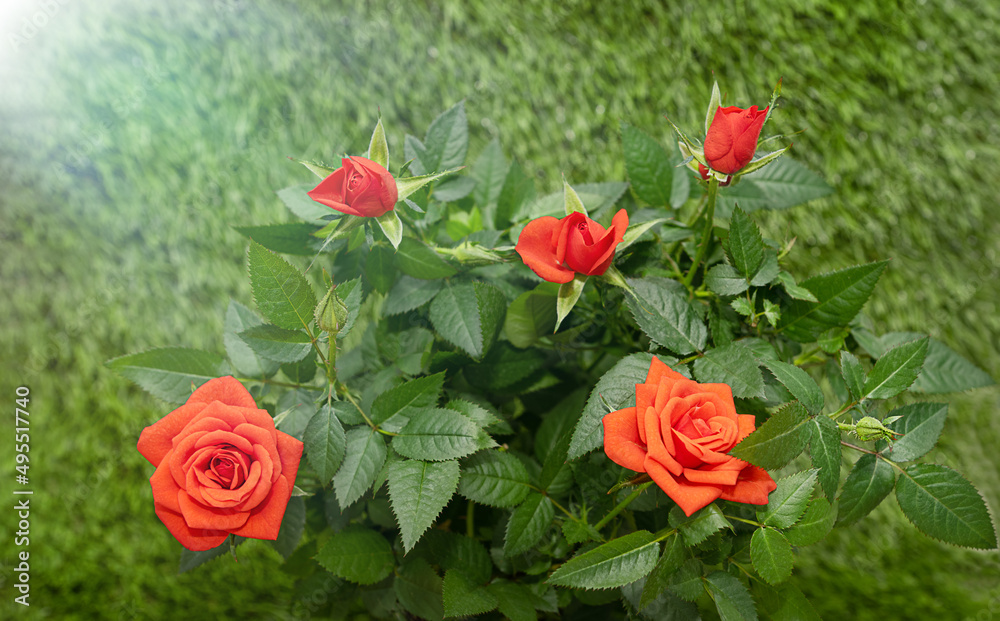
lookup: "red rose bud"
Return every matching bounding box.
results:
[697,163,731,187]
[307,155,398,218]
[515,209,629,284]
[137,377,304,551]
[703,105,769,175]
[602,357,776,516]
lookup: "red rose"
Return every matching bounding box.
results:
[602,357,776,516]
[515,209,629,284]
[703,105,769,175]
[307,155,399,218]
[137,376,304,551]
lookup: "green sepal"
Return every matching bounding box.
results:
[555,274,588,332]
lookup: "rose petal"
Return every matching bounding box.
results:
[645,406,682,476]
[645,357,687,386]
[153,504,229,552]
[188,376,258,409]
[231,475,292,541]
[601,407,647,472]
[178,490,250,531]
[645,457,722,517]
[683,467,740,486]
[150,461,183,514]
[276,430,304,488]
[138,402,207,467]
[719,465,777,505]
[515,216,576,283]
[736,415,758,444]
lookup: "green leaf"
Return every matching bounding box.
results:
[375,210,403,250]
[504,493,555,556]
[727,207,764,278]
[224,300,280,378]
[277,183,332,223]
[752,581,822,621]
[706,264,749,296]
[895,463,997,549]
[430,281,505,359]
[910,338,994,394]
[836,454,895,526]
[731,297,754,318]
[784,498,836,547]
[304,404,347,484]
[393,408,494,461]
[364,244,396,294]
[670,503,733,546]
[639,535,686,611]
[395,557,445,621]
[715,156,832,218]
[749,251,780,286]
[668,559,704,601]
[807,415,842,499]
[315,526,394,585]
[523,182,628,221]
[779,261,888,342]
[472,137,508,211]
[334,427,387,508]
[388,459,461,552]
[234,223,318,256]
[568,352,656,460]
[488,581,537,621]
[290,156,338,179]
[270,496,306,560]
[547,531,660,590]
[626,278,708,355]
[247,239,317,331]
[442,570,497,617]
[178,536,246,573]
[619,218,668,254]
[495,159,536,228]
[694,343,765,399]
[622,122,676,207]
[397,167,466,202]
[762,360,824,414]
[504,283,558,348]
[106,348,231,404]
[750,528,793,585]
[368,116,389,169]
[464,343,547,391]
[882,403,948,462]
[384,276,443,316]
[757,469,818,528]
[863,337,929,400]
[777,271,818,302]
[371,372,445,427]
[555,273,588,332]
[237,324,312,364]
[705,570,759,621]
[395,237,458,280]
[840,351,866,400]
[458,451,531,507]
[421,100,468,173]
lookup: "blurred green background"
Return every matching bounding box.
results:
[1,0,998,618]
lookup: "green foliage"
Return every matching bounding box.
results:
[237,324,312,363]
[547,531,660,589]
[442,569,497,617]
[622,122,686,208]
[757,469,818,529]
[392,407,495,461]
[705,570,759,621]
[751,528,794,585]
[503,283,558,348]
[457,451,532,507]
[247,239,317,331]
[807,415,842,499]
[714,157,833,218]
[881,403,948,462]
[304,404,347,484]
[626,278,707,355]
[694,342,766,399]
[836,454,896,527]
[779,262,887,342]
[395,556,445,621]
[895,464,998,549]
[731,403,811,470]
[334,427,387,508]
[396,237,458,280]
[504,493,555,556]
[429,281,506,359]
[106,348,231,403]
[863,337,929,400]
[316,527,395,585]
[388,459,461,552]
[762,360,824,414]
[727,208,765,278]
[784,498,837,547]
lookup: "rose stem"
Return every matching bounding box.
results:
[682,175,721,289]
[593,481,654,531]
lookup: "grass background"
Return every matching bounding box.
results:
[1,0,998,618]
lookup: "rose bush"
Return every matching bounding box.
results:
[137,376,304,551]
[307,155,398,218]
[602,357,776,516]
[703,104,769,174]
[515,209,629,283]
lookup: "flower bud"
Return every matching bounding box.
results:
[854,416,898,443]
[316,286,349,335]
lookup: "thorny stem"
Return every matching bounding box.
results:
[682,175,720,289]
[594,482,653,531]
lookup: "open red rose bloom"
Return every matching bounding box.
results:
[307,155,398,218]
[137,376,304,551]
[703,104,769,175]
[515,209,628,283]
[602,357,776,516]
